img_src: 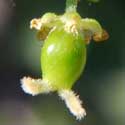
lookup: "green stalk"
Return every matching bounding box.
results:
[65,0,79,12]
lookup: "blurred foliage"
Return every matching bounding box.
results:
[87,0,100,3]
[0,0,124,125]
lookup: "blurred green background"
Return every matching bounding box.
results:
[0,0,124,125]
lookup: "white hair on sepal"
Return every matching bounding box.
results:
[58,89,86,120]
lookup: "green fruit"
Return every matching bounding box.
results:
[41,27,86,90]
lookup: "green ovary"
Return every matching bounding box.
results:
[41,28,86,90]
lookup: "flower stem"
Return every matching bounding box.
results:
[65,0,79,12]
